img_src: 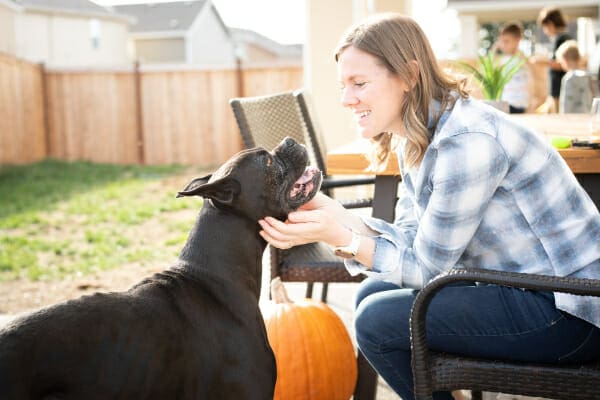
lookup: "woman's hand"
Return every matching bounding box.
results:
[258,193,352,249]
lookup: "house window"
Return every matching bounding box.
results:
[90,19,101,49]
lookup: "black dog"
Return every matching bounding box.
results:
[0,137,322,400]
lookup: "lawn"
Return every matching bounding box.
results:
[0,159,207,282]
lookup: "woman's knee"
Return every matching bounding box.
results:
[354,297,385,354]
[354,287,414,351]
[355,278,400,309]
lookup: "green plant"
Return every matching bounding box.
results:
[457,52,525,100]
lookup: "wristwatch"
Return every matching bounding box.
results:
[333,230,361,259]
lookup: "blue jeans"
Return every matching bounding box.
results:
[354,278,600,400]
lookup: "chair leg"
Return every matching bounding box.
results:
[353,350,378,400]
[321,283,329,302]
[305,282,314,298]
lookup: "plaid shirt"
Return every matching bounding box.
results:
[346,97,600,328]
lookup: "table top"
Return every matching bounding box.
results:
[326,113,600,175]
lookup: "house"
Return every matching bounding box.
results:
[447,0,600,58]
[0,0,18,55]
[2,0,130,67]
[113,0,236,66]
[230,27,302,66]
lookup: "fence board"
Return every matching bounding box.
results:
[0,53,46,164]
[140,69,240,165]
[46,71,139,164]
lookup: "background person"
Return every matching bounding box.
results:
[556,39,598,113]
[494,21,531,113]
[532,7,572,112]
[258,13,600,400]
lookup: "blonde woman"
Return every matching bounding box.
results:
[259,14,600,400]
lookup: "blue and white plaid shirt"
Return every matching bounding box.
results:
[346,96,600,328]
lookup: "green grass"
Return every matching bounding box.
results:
[0,159,205,281]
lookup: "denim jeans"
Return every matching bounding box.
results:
[354,278,600,400]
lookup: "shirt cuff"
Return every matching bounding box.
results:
[343,224,406,286]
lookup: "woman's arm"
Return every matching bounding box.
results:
[348,133,509,288]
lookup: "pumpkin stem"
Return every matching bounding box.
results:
[270,277,294,304]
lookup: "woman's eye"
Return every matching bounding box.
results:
[354,82,366,87]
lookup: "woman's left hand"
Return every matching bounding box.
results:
[258,194,352,249]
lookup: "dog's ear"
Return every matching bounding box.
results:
[177,174,212,197]
[177,175,241,205]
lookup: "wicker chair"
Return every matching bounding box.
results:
[229,90,374,301]
[410,267,600,400]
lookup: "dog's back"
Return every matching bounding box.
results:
[0,269,274,400]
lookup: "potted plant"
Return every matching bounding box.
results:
[457,52,525,112]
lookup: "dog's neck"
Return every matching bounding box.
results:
[174,202,266,300]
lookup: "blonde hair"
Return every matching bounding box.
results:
[556,40,580,64]
[334,13,469,169]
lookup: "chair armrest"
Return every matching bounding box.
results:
[410,268,600,399]
[320,176,375,209]
[321,176,375,190]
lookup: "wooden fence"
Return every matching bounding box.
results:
[0,53,303,166]
[0,53,47,164]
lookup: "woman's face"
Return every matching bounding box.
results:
[337,46,409,139]
[542,22,557,37]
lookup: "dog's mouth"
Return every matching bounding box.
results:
[288,166,322,207]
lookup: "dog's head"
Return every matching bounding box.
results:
[177,137,322,221]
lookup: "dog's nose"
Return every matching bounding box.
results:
[281,137,297,148]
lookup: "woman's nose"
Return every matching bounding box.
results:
[341,88,358,108]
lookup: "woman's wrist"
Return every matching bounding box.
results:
[328,223,354,247]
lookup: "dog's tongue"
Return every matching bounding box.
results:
[290,166,320,198]
[296,166,318,184]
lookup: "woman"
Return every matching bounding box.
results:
[533,7,572,112]
[259,13,600,400]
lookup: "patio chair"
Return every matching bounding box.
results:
[410,267,600,400]
[229,89,374,301]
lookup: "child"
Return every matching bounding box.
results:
[556,40,597,113]
[496,21,530,113]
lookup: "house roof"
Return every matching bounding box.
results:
[11,0,127,20]
[230,28,302,58]
[113,0,210,33]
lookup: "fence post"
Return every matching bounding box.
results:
[235,56,245,98]
[134,60,145,164]
[39,62,51,159]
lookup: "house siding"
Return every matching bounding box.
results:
[0,4,17,55]
[15,11,129,66]
[135,37,186,63]
[187,6,235,65]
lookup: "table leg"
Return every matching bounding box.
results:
[353,174,400,400]
[354,351,379,400]
[576,174,600,210]
[372,175,400,222]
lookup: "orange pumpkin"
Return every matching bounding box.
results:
[262,277,358,400]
